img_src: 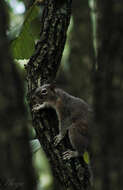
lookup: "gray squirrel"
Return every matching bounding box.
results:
[32,83,93,162]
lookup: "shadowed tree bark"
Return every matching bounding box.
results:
[26,0,91,189]
[90,0,123,189]
[0,1,36,190]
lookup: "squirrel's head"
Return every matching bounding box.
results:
[32,83,57,105]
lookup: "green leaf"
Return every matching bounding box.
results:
[11,4,40,59]
[83,151,90,164]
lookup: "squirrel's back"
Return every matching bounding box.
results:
[55,88,92,119]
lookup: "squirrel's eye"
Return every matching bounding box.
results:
[41,88,47,95]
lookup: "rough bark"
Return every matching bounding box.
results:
[90,0,123,189]
[0,1,36,190]
[26,0,91,189]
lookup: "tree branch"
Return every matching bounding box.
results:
[26,0,91,189]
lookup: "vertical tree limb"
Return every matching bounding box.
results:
[69,0,93,102]
[90,0,123,189]
[26,0,91,189]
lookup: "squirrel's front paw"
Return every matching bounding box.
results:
[54,134,62,146]
[63,150,78,160]
[62,150,73,160]
[32,104,41,112]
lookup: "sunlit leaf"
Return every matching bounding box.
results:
[83,151,90,164]
[11,4,40,59]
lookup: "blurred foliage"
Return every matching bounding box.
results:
[8,13,24,40]
[32,146,53,190]
[11,3,41,59]
[88,0,97,58]
[60,18,73,71]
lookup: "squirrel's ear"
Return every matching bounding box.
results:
[50,81,56,92]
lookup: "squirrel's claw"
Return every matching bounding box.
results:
[62,150,73,160]
[54,134,62,146]
[32,104,41,112]
[63,150,78,160]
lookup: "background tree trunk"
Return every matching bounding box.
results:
[68,0,93,103]
[90,0,123,189]
[0,1,36,190]
[57,0,94,104]
[26,0,91,189]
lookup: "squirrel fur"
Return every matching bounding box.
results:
[32,83,92,161]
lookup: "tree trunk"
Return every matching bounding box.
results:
[68,0,93,103]
[0,1,36,190]
[90,0,123,189]
[26,0,91,189]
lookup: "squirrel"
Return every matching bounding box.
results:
[32,83,93,163]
